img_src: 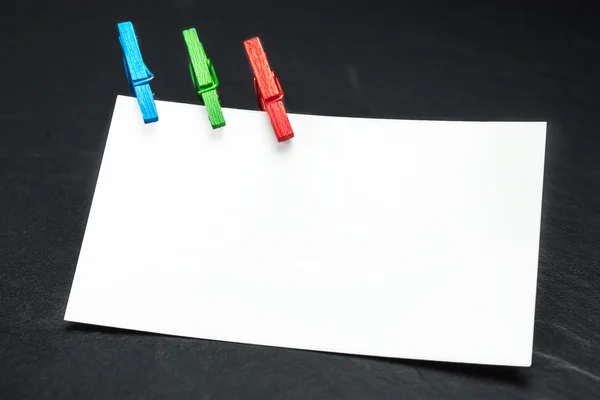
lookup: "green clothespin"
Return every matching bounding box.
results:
[182,28,225,128]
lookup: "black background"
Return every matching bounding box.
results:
[2,0,600,398]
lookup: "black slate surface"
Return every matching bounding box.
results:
[1,1,600,398]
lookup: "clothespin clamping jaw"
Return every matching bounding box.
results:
[244,37,294,142]
[182,28,225,129]
[118,21,158,123]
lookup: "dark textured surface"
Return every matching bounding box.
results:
[2,1,600,398]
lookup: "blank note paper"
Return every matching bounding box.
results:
[65,96,546,366]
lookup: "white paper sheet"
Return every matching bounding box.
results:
[65,95,546,366]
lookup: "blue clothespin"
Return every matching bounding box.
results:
[118,21,158,123]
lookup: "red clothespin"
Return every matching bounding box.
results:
[244,37,294,142]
